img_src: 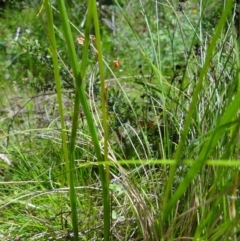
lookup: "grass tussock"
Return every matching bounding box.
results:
[1,0,240,240]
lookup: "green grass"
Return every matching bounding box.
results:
[1,0,240,240]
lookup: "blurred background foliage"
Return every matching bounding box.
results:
[0,0,233,161]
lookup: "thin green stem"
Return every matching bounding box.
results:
[92,0,110,239]
[57,1,110,240]
[43,0,70,185]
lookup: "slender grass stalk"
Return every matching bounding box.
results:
[43,2,70,184]
[163,0,234,219]
[57,1,110,239]
[78,159,240,168]
[92,0,111,239]
[81,0,92,78]
[92,0,109,187]
[56,1,81,238]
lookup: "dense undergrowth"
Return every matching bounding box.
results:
[1,0,240,240]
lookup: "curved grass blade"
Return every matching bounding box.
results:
[163,0,234,220]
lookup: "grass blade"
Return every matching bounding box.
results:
[163,0,234,220]
[57,1,110,239]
